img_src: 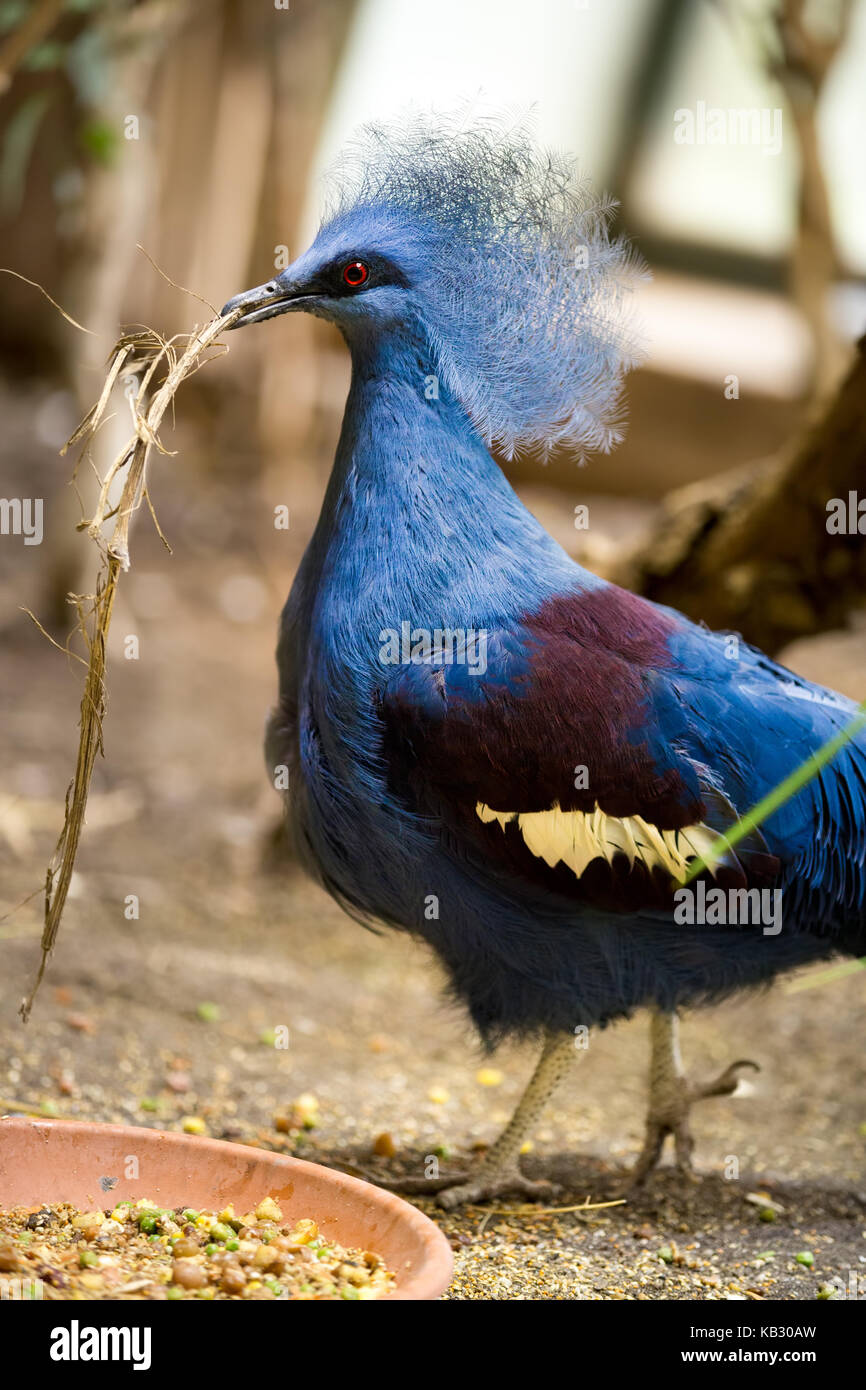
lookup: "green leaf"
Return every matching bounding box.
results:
[22,40,66,71]
[79,118,117,166]
[0,2,29,36]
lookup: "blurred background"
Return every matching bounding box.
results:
[2,0,865,637]
[0,0,865,1300]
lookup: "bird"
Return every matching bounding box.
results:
[221,113,866,1208]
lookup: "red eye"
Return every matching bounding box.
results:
[342,260,369,287]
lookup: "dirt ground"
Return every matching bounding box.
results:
[1,382,865,1300]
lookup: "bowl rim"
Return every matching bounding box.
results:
[0,1115,453,1301]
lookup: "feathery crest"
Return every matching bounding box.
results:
[321,110,645,459]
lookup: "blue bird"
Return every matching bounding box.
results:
[222,115,866,1206]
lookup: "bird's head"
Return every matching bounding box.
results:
[222,112,645,459]
[221,206,428,336]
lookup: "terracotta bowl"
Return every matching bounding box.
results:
[0,1116,453,1300]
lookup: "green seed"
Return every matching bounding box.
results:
[138,1213,157,1233]
[196,1001,221,1023]
[79,1250,99,1268]
[341,1285,360,1299]
[225,1238,239,1252]
[205,1243,218,1256]
[166,1285,184,1299]
[209,1223,234,1243]
[795,1251,814,1267]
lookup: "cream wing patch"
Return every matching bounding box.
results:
[477,801,721,882]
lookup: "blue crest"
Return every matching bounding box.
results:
[319,110,645,459]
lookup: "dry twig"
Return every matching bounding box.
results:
[19,302,243,1021]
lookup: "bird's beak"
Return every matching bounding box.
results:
[220,278,313,329]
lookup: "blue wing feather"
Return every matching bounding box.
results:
[382,585,866,940]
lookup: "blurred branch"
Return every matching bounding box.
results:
[0,0,66,93]
[769,0,853,396]
[625,1,861,648]
[716,0,853,396]
[621,334,866,653]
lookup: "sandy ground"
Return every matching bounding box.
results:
[1,383,865,1300]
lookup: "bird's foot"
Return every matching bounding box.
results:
[370,1172,471,1196]
[631,1057,759,1187]
[436,1168,559,1211]
[371,1165,560,1209]
[367,1034,577,1209]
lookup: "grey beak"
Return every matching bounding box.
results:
[220,279,310,328]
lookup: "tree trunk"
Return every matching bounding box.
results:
[622,337,866,655]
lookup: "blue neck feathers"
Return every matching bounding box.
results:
[302,325,593,633]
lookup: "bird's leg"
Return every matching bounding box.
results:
[380,1031,577,1209]
[436,1032,578,1210]
[631,1009,759,1185]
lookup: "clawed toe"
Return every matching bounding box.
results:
[437,1171,560,1210]
[368,1172,470,1195]
[366,1165,560,1208]
[633,1013,762,1185]
[692,1058,760,1101]
[359,1034,578,1210]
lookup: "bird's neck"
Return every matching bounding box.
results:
[303,327,580,621]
